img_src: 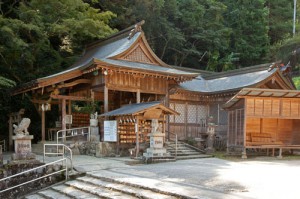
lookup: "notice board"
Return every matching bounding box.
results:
[104,120,117,142]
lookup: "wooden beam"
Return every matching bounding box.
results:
[31,99,60,105]
[50,94,92,101]
[57,79,92,88]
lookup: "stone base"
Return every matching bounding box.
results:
[11,152,36,161]
[96,142,116,157]
[90,127,100,142]
[0,154,3,167]
[143,147,168,158]
[206,147,215,154]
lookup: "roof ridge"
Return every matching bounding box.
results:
[203,63,272,80]
[86,21,145,49]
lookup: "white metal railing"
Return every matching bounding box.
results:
[0,139,6,152]
[56,126,91,144]
[43,144,73,172]
[0,158,68,194]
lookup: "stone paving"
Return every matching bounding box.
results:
[3,152,300,199]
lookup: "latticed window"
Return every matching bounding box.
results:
[187,105,197,123]
[174,103,185,123]
[197,105,208,123]
[169,103,175,123]
[219,109,228,125]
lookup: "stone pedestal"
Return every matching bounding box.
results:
[206,123,217,154]
[11,135,36,160]
[90,126,100,142]
[143,132,167,158]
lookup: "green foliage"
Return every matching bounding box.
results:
[0,76,15,88]
[0,0,116,138]
[223,0,270,67]
[293,76,300,90]
[100,0,231,70]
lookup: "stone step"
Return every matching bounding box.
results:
[24,194,46,199]
[66,180,137,199]
[38,189,72,199]
[170,151,202,155]
[175,154,212,160]
[77,176,176,199]
[87,170,183,198]
[51,184,99,199]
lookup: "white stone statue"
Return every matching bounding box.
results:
[13,118,31,136]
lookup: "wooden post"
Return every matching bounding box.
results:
[242,99,248,159]
[62,99,66,142]
[135,117,139,158]
[8,117,13,150]
[137,89,141,103]
[41,109,45,143]
[68,100,72,128]
[104,85,108,113]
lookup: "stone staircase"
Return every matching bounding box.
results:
[165,141,210,160]
[24,170,183,199]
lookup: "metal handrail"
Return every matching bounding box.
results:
[0,139,6,152]
[56,126,91,144]
[0,158,68,194]
[43,144,73,172]
[166,131,177,158]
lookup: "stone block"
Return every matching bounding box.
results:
[96,142,116,157]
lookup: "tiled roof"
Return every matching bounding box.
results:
[100,101,160,117]
[98,58,198,76]
[179,66,277,93]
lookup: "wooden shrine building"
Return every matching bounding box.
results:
[224,88,300,157]
[11,21,300,156]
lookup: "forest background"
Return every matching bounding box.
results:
[1,0,300,138]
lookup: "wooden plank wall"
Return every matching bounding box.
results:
[246,98,300,119]
[245,118,299,144]
[277,119,293,144]
[292,120,300,144]
[106,73,167,94]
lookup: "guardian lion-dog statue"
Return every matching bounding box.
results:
[13,118,31,136]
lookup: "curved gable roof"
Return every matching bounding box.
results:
[179,63,295,94]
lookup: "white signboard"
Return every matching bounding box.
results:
[104,120,117,142]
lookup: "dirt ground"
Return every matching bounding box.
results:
[126,157,300,199]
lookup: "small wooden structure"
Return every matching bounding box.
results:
[224,88,300,157]
[99,101,179,157]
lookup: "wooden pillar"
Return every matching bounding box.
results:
[62,98,66,131]
[8,117,13,150]
[135,117,139,158]
[68,100,72,128]
[68,100,72,115]
[104,85,108,113]
[137,89,141,103]
[165,86,170,140]
[41,109,45,143]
